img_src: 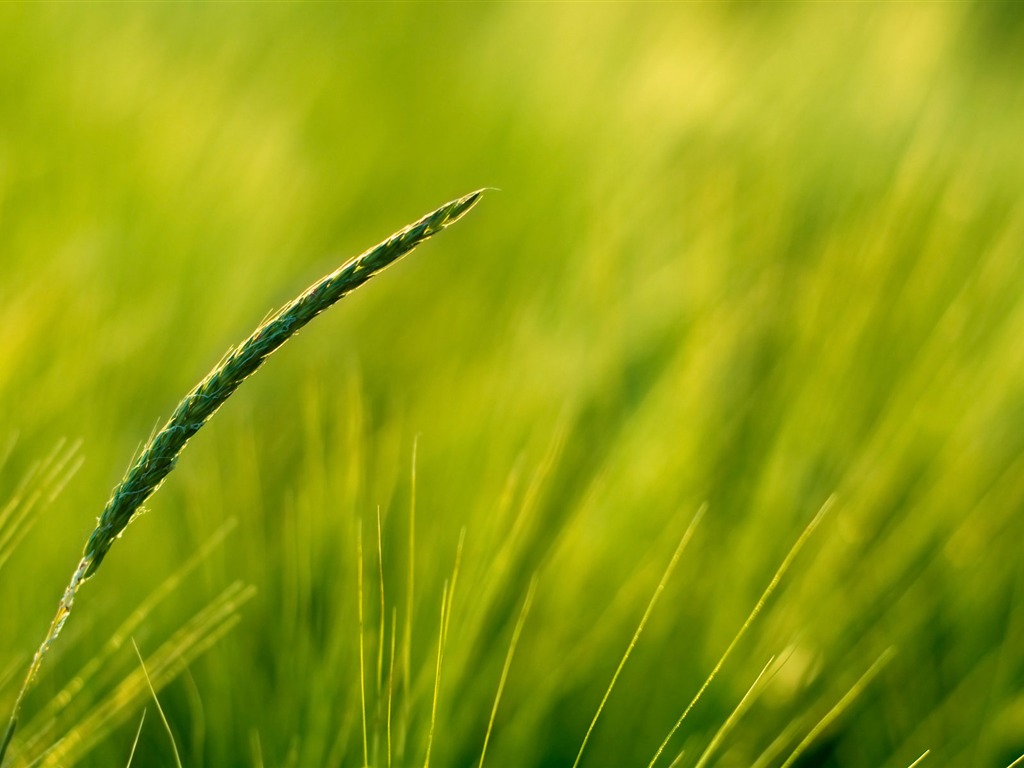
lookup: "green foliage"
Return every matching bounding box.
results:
[2,3,1024,767]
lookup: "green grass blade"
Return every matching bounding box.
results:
[357,516,369,768]
[779,648,896,768]
[0,718,15,767]
[132,639,183,768]
[423,582,449,768]
[478,575,537,768]
[572,504,706,768]
[648,496,833,768]
[124,709,146,768]
[693,655,776,768]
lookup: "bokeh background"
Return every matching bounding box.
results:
[2,3,1024,766]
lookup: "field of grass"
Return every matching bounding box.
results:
[2,4,1024,766]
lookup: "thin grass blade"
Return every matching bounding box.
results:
[647,496,833,768]
[573,504,706,768]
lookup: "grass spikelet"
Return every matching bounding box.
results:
[84,188,483,579]
[0,190,484,764]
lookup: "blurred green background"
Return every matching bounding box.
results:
[2,3,1024,766]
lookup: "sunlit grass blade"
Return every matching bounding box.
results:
[131,639,182,768]
[124,709,146,768]
[572,504,706,768]
[0,721,13,768]
[357,516,369,768]
[372,504,387,768]
[399,436,419,765]
[647,496,834,768]
[376,505,387,696]
[907,749,930,767]
[693,655,776,768]
[423,534,465,768]
[749,717,804,768]
[445,529,466,645]
[478,575,537,768]
[779,648,896,768]
[423,582,449,768]
[387,606,397,768]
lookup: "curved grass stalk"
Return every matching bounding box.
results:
[0,189,485,765]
